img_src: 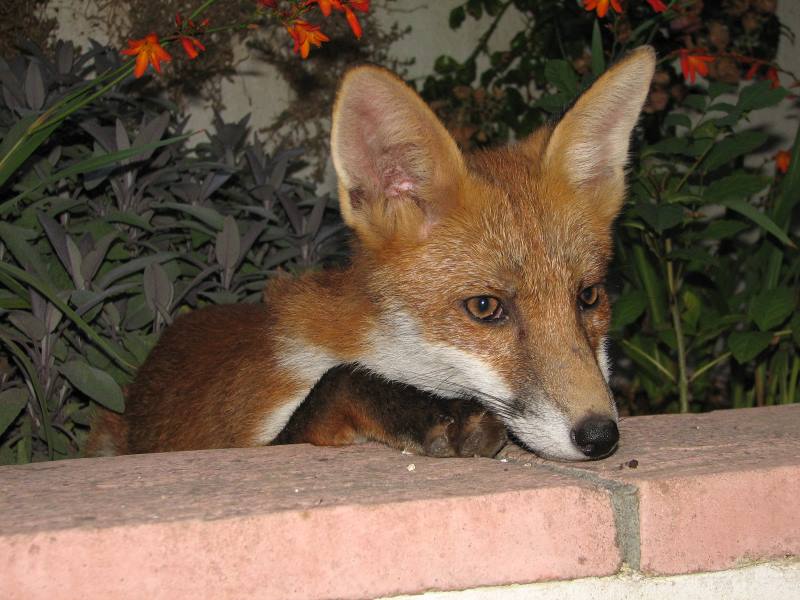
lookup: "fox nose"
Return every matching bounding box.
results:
[571,417,619,459]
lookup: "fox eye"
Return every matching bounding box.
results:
[579,285,600,309]
[465,296,505,322]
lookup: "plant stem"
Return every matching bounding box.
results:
[755,362,766,406]
[689,351,731,384]
[665,238,690,412]
[190,0,218,20]
[31,68,133,135]
[465,0,514,65]
[787,355,799,404]
[621,339,676,383]
[675,140,714,193]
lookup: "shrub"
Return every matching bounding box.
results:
[0,41,345,463]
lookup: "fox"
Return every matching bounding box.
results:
[86,46,656,462]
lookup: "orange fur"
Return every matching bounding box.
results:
[86,47,655,461]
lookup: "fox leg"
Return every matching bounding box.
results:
[272,365,507,458]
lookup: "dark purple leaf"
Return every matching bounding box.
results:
[24,62,45,110]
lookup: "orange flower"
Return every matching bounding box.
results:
[307,0,369,38]
[121,33,172,78]
[287,20,330,59]
[744,61,760,80]
[679,49,714,84]
[175,12,209,30]
[775,150,791,174]
[180,35,206,59]
[646,0,667,12]
[308,0,342,16]
[582,0,622,18]
[766,67,780,89]
[343,5,362,38]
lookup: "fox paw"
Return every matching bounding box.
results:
[422,407,506,458]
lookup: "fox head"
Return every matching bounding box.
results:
[330,47,655,461]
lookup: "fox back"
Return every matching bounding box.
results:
[87,47,656,461]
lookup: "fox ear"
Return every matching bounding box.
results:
[543,46,655,212]
[331,66,466,245]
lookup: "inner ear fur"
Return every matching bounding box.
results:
[330,65,466,244]
[540,46,656,223]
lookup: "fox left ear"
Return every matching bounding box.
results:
[330,66,466,247]
[543,46,655,214]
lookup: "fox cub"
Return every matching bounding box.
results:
[86,47,656,462]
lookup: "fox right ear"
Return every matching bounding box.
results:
[331,66,466,246]
[542,46,656,223]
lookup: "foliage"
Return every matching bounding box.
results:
[426,0,799,414]
[0,42,345,463]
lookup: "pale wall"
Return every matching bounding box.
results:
[44,1,800,161]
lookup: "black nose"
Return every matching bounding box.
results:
[571,417,619,459]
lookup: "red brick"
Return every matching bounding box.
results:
[500,405,800,574]
[0,444,619,600]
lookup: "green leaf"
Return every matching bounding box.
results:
[764,123,800,290]
[683,94,707,111]
[544,60,578,97]
[692,220,748,240]
[143,262,173,315]
[663,113,692,129]
[707,81,737,99]
[693,121,719,140]
[728,330,773,363]
[0,222,51,281]
[8,311,46,341]
[105,209,154,232]
[611,290,647,329]
[665,248,714,266]
[4,131,193,210]
[719,198,795,248]
[449,6,466,29]
[591,19,605,77]
[215,216,241,273]
[703,174,770,204]
[713,113,742,128]
[0,262,136,373]
[534,91,571,113]
[122,332,157,366]
[645,137,689,155]
[95,252,177,290]
[60,360,125,412]
[158,202,225,231]
[707,101,738,114]
[736,81,789,112]
[635,204,684,233]
[748,287,795,332]
[434,55,458,75]
[483,0,503,16]
[0,388,28,436]
[0,116,60,191]
[123,293,154,331]
[466,0,482,19]
[631,243,667,326]
[702,131,768,172]
[790,312,800,347]
[682,289,701,333]
[0,335,54,458]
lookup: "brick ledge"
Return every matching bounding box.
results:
[1,405,799,600]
